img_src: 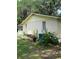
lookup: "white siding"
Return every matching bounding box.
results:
[23,15,61,36]
[26,15,53,23]
[46,19,58,33]
[23,24,27,33]
[26,21,42,34]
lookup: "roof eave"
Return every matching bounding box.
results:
[20,13,61,25]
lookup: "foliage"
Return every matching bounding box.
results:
[17,38,61,59]
[35,0,61,16]
[38,32,59,46]
[17,39,40,59]
[17,0,61,24]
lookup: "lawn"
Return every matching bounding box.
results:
[17,39,61,59]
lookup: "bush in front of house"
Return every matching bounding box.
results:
[38,32,59,46]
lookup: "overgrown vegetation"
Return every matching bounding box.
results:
[38,32,59,46]
[17,0,61,59]
[17,0,61,24]
[17,38,61,59]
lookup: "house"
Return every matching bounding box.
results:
[17,25,23,31]
[21,13,61,38]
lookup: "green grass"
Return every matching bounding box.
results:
[17,39,42,59]
[17,39,61,59]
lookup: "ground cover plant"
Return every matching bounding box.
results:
[38,32,59,46]
[17,34,61,59]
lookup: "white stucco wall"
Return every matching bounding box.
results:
[26,21,42,34]
[23,15,61,36]
[46,19,58,33]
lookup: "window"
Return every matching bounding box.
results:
[42,21,46,32]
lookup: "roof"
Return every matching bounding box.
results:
[21,13,60,25]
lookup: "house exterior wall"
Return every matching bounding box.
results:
[23,15,61,36]
[46,20,58,33]
[23,21,42,34]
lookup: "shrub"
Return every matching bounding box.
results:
[38,32,59,46]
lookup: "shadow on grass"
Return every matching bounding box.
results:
[17,39,61,59]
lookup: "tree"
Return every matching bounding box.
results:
[17,0,61,24]
[35,0,61,16]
